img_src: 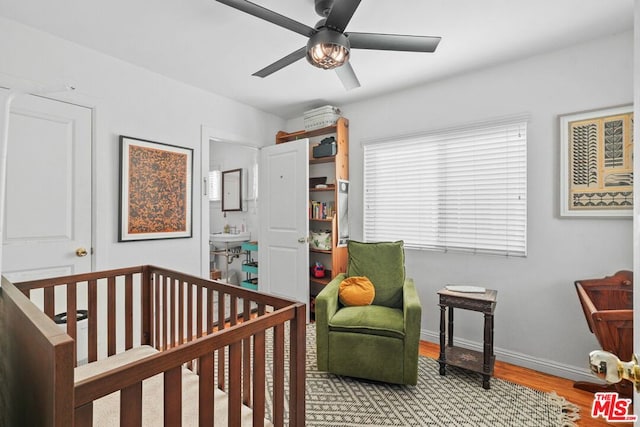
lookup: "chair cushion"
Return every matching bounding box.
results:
[339,276,375,306]
[329,305,405,339]
[347,240,405,308]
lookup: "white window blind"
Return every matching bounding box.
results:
[363,118,527,257]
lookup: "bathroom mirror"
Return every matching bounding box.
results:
[222,168,242,211]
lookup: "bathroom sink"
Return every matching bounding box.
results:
[210,232,251,249]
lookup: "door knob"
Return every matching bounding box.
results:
[298,237,308,243]
[589,350,640,391]
[75,247,88,257]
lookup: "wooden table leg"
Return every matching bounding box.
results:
[438,304,446,375]
[447,307,454,347]
[482,312,493,389]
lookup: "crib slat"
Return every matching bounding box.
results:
[67,283,78,366]
[178,280,184,345]
[289,306,307,427]
[107,276,116,356]
[252,331,266,427]
[163,276,169,351]
[88,279,98,363]
[273,324,285,427]
[243,337,251,407]
[187,282,193,343]
[217,291,226,390]
[196,285,203,339]
[154,273,161,349]
[198,352,215,426]
[164,366,182,426]
[230,295,238,326]
[141,267,151,346]
[217,291,225,328]
[185,282,194,371]
[170,277,176,348]
[243,297,251,322]
[44,287,55,318]
[229,341,242,426]
[229,294,239,395]
[207,287,214,335]
[125,273,133,350]
[75,402,93,427]
[120,382,142,427]
[243,298,251,406]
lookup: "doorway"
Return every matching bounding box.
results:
[199,127,311,321]
[208,140,258,284]
[199,126,259,280]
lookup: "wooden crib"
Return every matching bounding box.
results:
[0,265,306,427]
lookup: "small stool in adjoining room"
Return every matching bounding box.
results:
[437,286,498,389]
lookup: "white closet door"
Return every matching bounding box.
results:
[259,139,309,314]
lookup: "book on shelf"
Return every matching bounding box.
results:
[309,200,335,220]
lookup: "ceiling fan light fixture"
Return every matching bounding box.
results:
[306,30,350,70]
[215,0,441,90]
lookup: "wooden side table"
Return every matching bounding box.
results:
[437,287,498,389]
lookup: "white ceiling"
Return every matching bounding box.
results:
[0,0,634,119]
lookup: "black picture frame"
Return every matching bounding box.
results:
[118,136,193,241]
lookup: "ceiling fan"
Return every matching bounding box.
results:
[215,0,441,90]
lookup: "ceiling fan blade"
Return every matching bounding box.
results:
[335,62,361,91]
[252,47,307,78]
[325,0,361,32]
[347,32,441,52]
[216,0,316,38]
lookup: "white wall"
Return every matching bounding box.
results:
[0,17,284,276]
[288,31,634,380]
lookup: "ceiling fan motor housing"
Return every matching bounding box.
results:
[307,30,350,69]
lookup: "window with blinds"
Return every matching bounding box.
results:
[363,118,527,257]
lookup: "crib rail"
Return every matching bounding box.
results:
[1,276,75,427]
[9,265,306,427]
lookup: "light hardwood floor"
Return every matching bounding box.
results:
[419,341,633,427]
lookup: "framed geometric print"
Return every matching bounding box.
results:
[560,105,633,217]
[119,136,193,241]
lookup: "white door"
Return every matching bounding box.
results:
[2,92,92,282]
[259,140,309,310]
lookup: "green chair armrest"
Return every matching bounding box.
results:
[403,278,421,330]
[315,272,346,370]
[316,273,344,322]
[403,278,422,385]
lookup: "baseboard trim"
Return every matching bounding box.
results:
[420,329,601,384]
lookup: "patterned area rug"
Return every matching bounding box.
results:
[265,324,579,427]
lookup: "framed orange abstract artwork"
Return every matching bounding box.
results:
[119,136,193,241]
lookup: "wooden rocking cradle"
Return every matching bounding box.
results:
[574,270,633,398]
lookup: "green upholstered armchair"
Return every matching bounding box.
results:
[315,240,422,385]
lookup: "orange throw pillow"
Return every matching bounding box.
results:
[339,276,376,306]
